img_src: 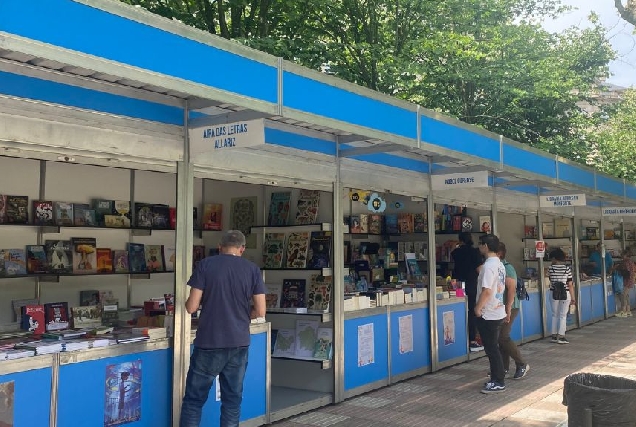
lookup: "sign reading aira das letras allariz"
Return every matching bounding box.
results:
[190,118,265,152]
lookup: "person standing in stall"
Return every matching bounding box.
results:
[588,242,614,276]
[452,232,484,352]
[614,249,635,317]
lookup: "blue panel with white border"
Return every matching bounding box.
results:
[0,0,277,104]
[510,307,522,342]
[0,367,52,427]
[503,144,557,178]
[558,161,595,189]
[421,117,499,162]
[596,175,624,198]
[436,301,468,363]
[344,313,389,391]
[591,282,605,320]
[390,306,430,377]
[579,285,593,323]
[521,290,542,338]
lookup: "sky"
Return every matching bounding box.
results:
[542,0,636,88]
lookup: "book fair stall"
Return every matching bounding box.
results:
[3,1,636,426]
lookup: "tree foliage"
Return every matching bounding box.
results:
[121,0,618,173]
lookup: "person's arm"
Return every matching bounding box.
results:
[504,276,516,321]
[251,294,266,319]
[567,267,576,304]
[185,288,203,314]
[250,266,267,319]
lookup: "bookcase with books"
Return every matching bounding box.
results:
[196,178,335,422]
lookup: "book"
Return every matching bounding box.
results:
[5,195,28,224]
[152,204,171,229]
[33,200,54,225]
[80,290,100,306]
[285,232,310,269]
[294,319,319,358]
[480,216,492,234]
[268,192,291,226]
[349,215,361,233]
[307,231,332,269]
[45,240,73,273]
[5,249,26,275]
[398,213,414,234]
[44,302,70,331]
[92,199,114,226]
[128,243,147,273]
[295,190,320,225]
[555,218,571,238]
[193,245,206,269]
[54,202,74,226]
[71,305,102,329]
[384,214,399,234]
[21,305,45,334]
[0,194,5,223]
[307,274,332,311]
[0,249,5,276]
[262,233,286,269]
[313,328,333,360]
[368,214,383,234]
[265,283,283,309]
[96,248,113,273]
[112,250,129,273]
[26,245,48,274]
[71,237,97,274]
[413,213,427,233]
[280,279,306,308]
[272,328,296,357]
[359,213,369,233]
[202,203,223,230]
[164,247,176,272]
[134,202,154,228]
[145,245,165,272]
[71,203,88,226]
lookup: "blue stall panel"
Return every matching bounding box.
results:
[0,367,52,427]
[390,307,431,377]
[437,301,467,363]
[198,332,268,425]
[591,282,605,320]
[521,291,542,339]
[580,286,593,324]
[57,349,172,427]
[344,313,389,391]
[631,287,636,308]
[510,308,522,342]
[608,292,616,316]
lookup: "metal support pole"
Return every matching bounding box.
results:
[600,206,609,319]
[333,138,345,403]
[538,191,548,338]
[491,173,498,236]
[427,158,439,372]
[172,104,194,426]
[49,353,60,427]
[128,169,135,309]
[36,160,46,301]
[573,210,582,328]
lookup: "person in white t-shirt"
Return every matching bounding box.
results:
[475,234,507,394]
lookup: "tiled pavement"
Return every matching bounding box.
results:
[272,316,636,427]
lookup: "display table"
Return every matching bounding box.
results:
[521,289,542,342]
[192,322,270,427]
[436,297,468,368]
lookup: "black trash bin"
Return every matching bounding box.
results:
[563,373,636,427]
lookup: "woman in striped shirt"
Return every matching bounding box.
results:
[548,249,576,344]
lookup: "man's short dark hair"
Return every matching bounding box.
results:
[220,230,246,248]
[479,234,500,252]
[551,248,566,262]
[458,232,474,246]
[497,242,507,258]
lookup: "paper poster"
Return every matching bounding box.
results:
[443,311,455,346]
[0,381,14,427]
[104,360,142,427]
[535,240,546,259]
[215,375,221,401]
[230,197,257,249]
[398,314,414,354]
[357,323,375,367]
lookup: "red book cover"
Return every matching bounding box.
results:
[96,248,113,273]
[169,207,176,229]
[22,305,45,334]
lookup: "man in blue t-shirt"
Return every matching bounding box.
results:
[180,230,266,427]
[588,242,613,276]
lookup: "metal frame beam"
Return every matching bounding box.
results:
[339,143,406,157]
[188,110,273,128]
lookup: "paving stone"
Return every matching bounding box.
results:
[290,412,350,426]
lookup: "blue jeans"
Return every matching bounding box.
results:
[180,346,249,427]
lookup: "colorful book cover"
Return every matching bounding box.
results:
[0,194,6,223]
[104,360,142,426]
[128,243,147,273]
[80,290,100,306]
[359,213,369,233]
[21,305,45,334]
[398,213,414,234]
[307,274,332,311]
[45,240,73,274]
[134,203,153,228]
[413,213,427,233]
[480,216,492,233]
[272,329,296,358]
[202,203,223,230]
[294,319,319,358]
[313,328,333,360]
[5,195,28,224]
[5,249,26,276]
[295,190,320,225]
[169,207,176,229]
[92,199,114,227]
[308,231,332,269]
[44,302,70,331]
[33,200,54,225]
[26,245,48,274]
[280,279,306,308]
[285,232,310,269]
[71,305,102,329]
[144,245,165,272]
[262,233,286,268]
[349,215,361,233]
[71,237,97,274]
[230,197,257,249]
[265,283,283,309]
[73,203,90,226]
[368,214,382,234]
[384,214,399,234]
[113,250,129,273]
[151,204,170,229]
[96,248,113,273]
[164,247,176,272]
[268,192,291,226]
[54,201,74,226]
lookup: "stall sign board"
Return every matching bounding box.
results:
[431,171,489,191]
[602,207,636,217]
[190,119,265,153]
[539,194,586,208]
